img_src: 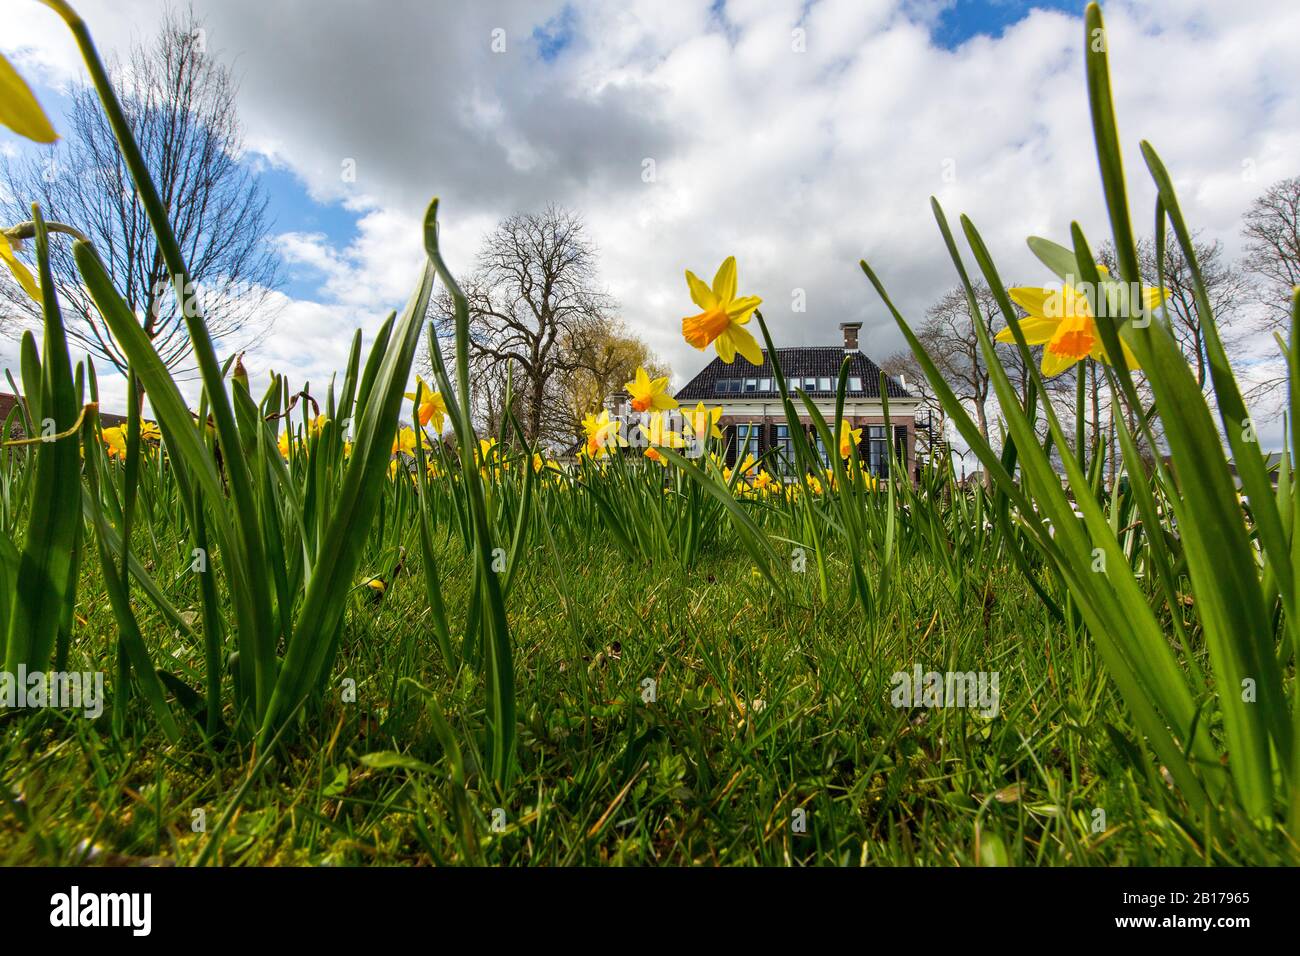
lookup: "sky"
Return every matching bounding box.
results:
[2,0,1298,449]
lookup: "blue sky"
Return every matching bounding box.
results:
[932,0,1082,49]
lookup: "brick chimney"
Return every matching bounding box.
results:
[840,322,862,351]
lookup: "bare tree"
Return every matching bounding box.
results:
[909,283,1058,442]
[1242,175,1300,330]
[0,7,279,374]
[429,205,617,444]
[1095,236,1248,391]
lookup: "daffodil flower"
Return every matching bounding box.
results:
[639,411,684,465]
[99,421,160,459]
[102,425,127,460]
[997,265,1166,376]
[838,419,862,460]
[682,256,763,366]
[625,366,677,413]
[404,375,447,433]
[0,231,40,302]
[582,410,626,459]
[683,401,723,441]
[724,454,759,484]
[392,426,418,457]
[0,52,58,143]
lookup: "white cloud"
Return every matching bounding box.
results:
[3,0,1298,446]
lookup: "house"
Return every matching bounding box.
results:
[668,322,919,478]
[0,391,132,440]
[1228,452,1284,490]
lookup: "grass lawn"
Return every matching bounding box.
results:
[4,525,1281,866]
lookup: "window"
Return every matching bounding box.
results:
[804,377,818,391]
[867,425,889,477]
[811,427,829,466]
[744,378,757,392]
[848,376,862,392]
[759,378,771,392]
[735,422,761,462]
[773,424,793,474]
[818,377,831,392]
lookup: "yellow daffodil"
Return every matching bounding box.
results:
[531,452,544,473]
[683,401,723,441]
[102,425,127,459]
[625,366,677,413]
[0,52,58,143]
[639,410,684,465]
[278,428,292,459]
[100,421,162,460]
[682,256,763,365]
[309,413,330,437]
[392,426,417,457]
[581,410,626,459]
[0,231,40,302]
[997,265,1165,376]
[404,375,447,432]
[839,419,862,460]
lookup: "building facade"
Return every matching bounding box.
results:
[670,323,918,478]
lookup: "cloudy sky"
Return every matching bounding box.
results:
[3,0,1298,446]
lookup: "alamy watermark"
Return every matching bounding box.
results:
[890,665,1000,718]
[0,666,105,718]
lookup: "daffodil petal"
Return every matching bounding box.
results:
[1090,335,1142,370]
[1040,347,1078,378]
[715,328,737,363]
[0,52,58,143]
[726,295,761,324]
[1008,287,1054,318]
[730,324,764,366]
[996,316,1059,345]
[0,234,40,301]
[712,256,737,303]
[686,270,718,311]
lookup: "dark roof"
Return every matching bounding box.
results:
[674,347,912,402]
[0,391,133,439]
